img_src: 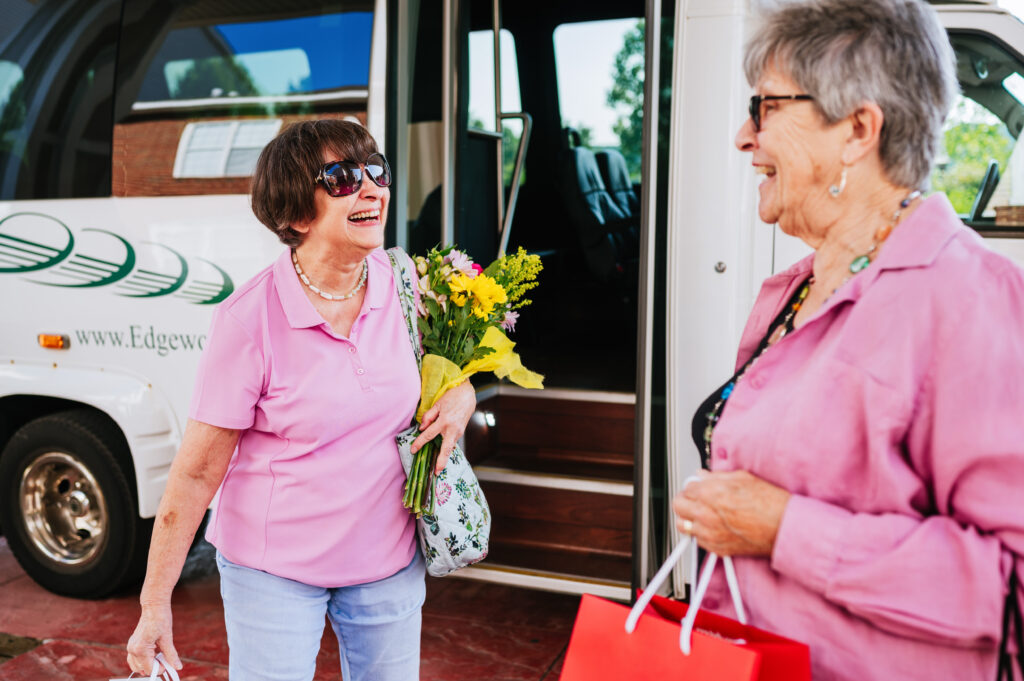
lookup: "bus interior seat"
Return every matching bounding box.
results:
[594,148,639,219]
[559,127,639,286]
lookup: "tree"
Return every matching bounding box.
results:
[172,58,258,99]
[607,20,645,180]
[930,99,1014,214]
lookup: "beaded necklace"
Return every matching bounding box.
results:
[292,250,367,301]
[701,277,812,462]
[848,190,921,275]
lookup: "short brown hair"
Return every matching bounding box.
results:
[250,119,380,247]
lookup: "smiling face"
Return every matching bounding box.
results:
[301,154,390,262]
[735,65,846,239]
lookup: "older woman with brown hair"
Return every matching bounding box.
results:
[125,119,475,681]
[673,1,1024,679]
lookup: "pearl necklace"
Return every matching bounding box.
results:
[291,250,367,301]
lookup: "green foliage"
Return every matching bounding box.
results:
[503,124,524,187]
[931,121,1013,214]
[568,123,595,148]
[171,58,259,99]
[607,20,645,180]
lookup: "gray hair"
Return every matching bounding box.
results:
[744,0,959,189]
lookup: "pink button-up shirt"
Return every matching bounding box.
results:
[702,194,1024,680]
[189,247,420,587]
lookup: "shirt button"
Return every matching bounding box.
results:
[349,347,356,354]
[749,374,764,389]
[703,597,721,611]
[717,448,728,460]
[357,368,365,375]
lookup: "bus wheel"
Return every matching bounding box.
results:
[0,409,152,598]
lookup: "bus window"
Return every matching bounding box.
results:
[113,1,375,197]
[0,0,121,200]
[468,29,521,132]
[553,18,643,180]
[935,33,1024,267]
[934,35,1024,221]
[467,29,524,188]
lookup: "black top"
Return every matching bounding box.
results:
[690,277,813,468]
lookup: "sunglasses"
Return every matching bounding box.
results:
[748,94,814,132]
[314,153,392,197]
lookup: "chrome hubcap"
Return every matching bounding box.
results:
[19,452,108,565]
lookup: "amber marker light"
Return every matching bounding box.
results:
[38,334,70,350]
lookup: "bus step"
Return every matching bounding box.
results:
[467,388,635,586]
[450,563,631,601]
[477,477,631,583]
[479,446,632,482]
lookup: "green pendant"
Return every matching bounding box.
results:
[849,255,871,273]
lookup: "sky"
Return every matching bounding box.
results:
[468,19,637,147]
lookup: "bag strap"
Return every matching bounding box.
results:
[148,654,180,681]
[386,247,422,371]
[625,476,748,655]
[998,568,1024,681]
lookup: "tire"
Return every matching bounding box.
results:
[0,409,153,598]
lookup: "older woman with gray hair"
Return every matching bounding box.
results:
[673,1,1024,679]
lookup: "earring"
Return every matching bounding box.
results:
[829,167,848,198]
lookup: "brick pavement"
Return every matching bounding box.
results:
[0,538,579,680]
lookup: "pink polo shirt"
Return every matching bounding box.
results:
[189,247,420,587]
[701,194,1024,680]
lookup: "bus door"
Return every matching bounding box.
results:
[393,0,674,600]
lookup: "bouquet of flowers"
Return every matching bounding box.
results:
[403,246,544,516]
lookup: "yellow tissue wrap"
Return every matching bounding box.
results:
[415,326,544,423]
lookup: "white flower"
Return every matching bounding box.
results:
[445,250,478,278]
[500,310,519,332]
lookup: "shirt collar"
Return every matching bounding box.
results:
[363,249,387,311]
[818,193,962,309]
[762,193,963,310]
[273,248,386,330]
[274,249,321,328]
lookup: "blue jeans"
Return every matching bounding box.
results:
[216,551,425,681]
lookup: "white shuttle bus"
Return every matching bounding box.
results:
[1,0,1023,599]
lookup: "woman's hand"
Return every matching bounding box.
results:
[126,602,181,675]
[672,470,791,557]
[411,380,476,473]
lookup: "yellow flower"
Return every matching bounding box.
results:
[490,247,542,309]
[449,273,472,308]
[449,273,507,318]
[468,274,507,318]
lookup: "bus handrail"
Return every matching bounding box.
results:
[497,111,531,257]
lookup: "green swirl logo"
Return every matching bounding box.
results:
[0,212,233,304]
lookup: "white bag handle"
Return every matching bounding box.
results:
[152,654,181,681]
[110,653,181,681]
[624,476,747,654]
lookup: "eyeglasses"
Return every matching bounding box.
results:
[748,94,814,132]
[314,153,392,197]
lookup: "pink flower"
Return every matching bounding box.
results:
[500,310,519,332]
[436,481,452,506]
[445,250,478,278]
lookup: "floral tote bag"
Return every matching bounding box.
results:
[387,247,491,577]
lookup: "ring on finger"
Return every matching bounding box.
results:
[681,519,695,535]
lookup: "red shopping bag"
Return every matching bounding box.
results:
[560,533,810,680]
[560,593,810,680]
